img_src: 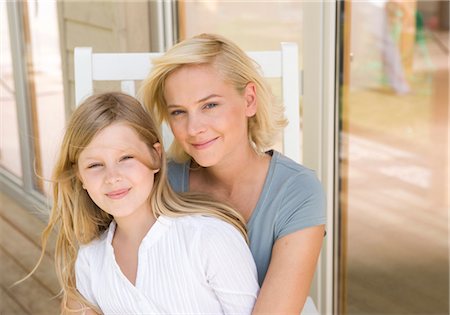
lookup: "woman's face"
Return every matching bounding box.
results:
[163,64,257,167]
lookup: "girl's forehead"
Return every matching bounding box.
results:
[79,123,148,157]
[92,123,140,142]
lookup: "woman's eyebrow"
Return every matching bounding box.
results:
[167,94,222,108]
[196,94,221,104]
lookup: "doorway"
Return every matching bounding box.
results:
[337,1,449,313]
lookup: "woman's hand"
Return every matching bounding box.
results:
[63,299,101,315]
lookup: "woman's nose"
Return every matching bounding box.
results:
[187,113,206,136]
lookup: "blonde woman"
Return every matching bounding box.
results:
[140,33,326,314]
[31,92,258,314]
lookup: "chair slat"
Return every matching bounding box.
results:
[74,44,301,162]
[92,53,162,80]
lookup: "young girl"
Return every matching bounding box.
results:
[33,92,259,314]
[140,33,326,314]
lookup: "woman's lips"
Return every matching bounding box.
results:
[191,137,218,150]
[106,188,130,199]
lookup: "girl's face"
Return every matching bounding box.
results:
[77,122,160,220]
[164,64,257,167]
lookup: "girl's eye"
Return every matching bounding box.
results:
[87,163,102,169]
[204,103,218,110]
[120,155,133,161]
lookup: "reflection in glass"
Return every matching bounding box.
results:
[1,2,23,178]
[178,0,303,156]
[24,1,65,194]
[339,1,449,314]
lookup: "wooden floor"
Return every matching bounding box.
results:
[0,192,60,315]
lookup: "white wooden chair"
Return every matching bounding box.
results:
[74,44,301,162]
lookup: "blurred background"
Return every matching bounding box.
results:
[1,1,448,314]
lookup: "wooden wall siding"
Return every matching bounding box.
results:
[0,192,59,314]
[57,1,151,110]
[63,2,121,30]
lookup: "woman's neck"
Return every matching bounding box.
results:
[190,147,271,221]
[208,148,266,189]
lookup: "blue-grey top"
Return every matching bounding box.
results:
[167,150,327,285]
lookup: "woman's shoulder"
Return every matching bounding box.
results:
[271,150,313,172]
[167,159,189,192]
[168,158,187,169]
[257,152,326,237]
[270,150,321,186]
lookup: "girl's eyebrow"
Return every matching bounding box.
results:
[167,94,222,108]
[78,156,100,164]
[79,147,131,160]
[79,156,98,160]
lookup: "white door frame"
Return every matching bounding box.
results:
[303,1,338,314]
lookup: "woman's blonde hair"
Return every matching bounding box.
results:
[31,92,247,314]
[139,33,287,162]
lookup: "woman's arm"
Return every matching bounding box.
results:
[252,225,325,315]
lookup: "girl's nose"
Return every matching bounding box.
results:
[105,167,122,184]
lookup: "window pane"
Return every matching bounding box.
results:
[0,2,22,178]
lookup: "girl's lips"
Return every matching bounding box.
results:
[106,188,130,199]
[191,137,218,150]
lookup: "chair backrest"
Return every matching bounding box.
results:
[74,43,300,162]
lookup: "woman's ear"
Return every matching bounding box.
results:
[244,82,257,117]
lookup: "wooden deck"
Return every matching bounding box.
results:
[0,192,60,314]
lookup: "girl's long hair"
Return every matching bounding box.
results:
[139,33,287,162]
[31,92,247,314]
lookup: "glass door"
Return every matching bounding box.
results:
[337,1,449,314]
[174,1,337,313]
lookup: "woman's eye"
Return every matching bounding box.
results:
[169,109,184,116]
[204,103,218,110]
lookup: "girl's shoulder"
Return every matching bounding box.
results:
[163,215,243,241]
[78,223,112,257]
[165,214,234,231]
